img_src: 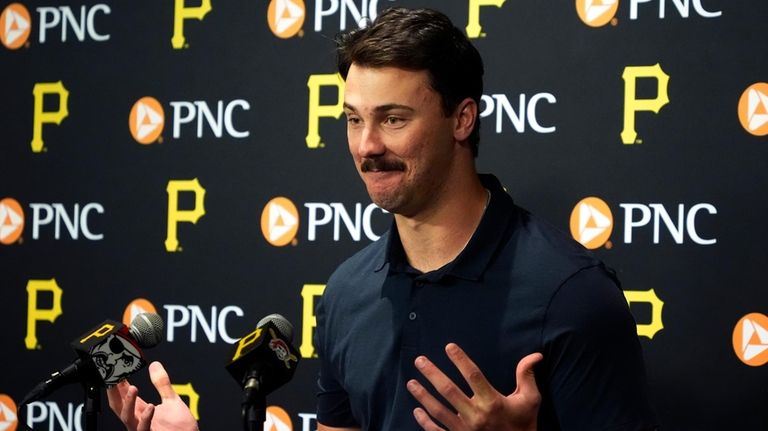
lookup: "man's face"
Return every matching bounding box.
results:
[343,64,459,216]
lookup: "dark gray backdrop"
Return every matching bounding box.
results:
[2,0,767,430]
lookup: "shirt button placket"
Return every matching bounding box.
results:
[410,280,424,321]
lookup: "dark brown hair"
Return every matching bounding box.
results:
[336,7,484,156]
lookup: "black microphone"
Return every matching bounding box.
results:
[20,312,164,406]
[226,314,300,431]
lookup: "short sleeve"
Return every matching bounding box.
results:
[315,293,361,428]
[538,265,657,431]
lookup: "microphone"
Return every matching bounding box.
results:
[20,312,164,405]
[226,314,300,431]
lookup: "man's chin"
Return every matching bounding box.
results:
[366,191,400,213]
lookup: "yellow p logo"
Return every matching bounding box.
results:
[624,288,665,339]
[172,383,201,420]
[172,0,212,49]
[300,284,325,358]
[306,73,344,149]
[231,328,263,362]
[621,64,670,144]
[466,0,506,39]
[165,178,206,252]
[25,279,63,350]
[31,81,69,153]
[79,323,115,344]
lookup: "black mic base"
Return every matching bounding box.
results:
[241,386,266,431]
[83,379,102,431]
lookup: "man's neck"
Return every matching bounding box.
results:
[394,174,488,273]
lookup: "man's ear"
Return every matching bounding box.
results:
[453,98,477,142]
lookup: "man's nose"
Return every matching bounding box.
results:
[357,125,386,158]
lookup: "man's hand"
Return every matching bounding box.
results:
[107,361,198,431]
[407,343,543,431]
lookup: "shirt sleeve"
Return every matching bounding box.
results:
[315,292,361,428]
[538,265,658,431]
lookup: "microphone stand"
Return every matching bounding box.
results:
[241,373,266,431]
[242,392,266,431]
[18,358,100,431]
[83,374,101,431]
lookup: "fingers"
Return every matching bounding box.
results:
[412,407,446,431]
[407,379,462,430]
[121,385,140,425]
[137,404,155,431]
[413,355,472,414]
[106,381,128,414]
[444,343,494,400]
[149,361,178,401]
[514,353,543,400]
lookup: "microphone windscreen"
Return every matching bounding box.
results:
[256,313,293,341]
[129,312,164,348]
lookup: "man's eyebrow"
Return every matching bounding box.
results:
[343,102,415,113]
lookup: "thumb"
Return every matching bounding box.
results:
[149,361,178,401]
[514,352,543,398]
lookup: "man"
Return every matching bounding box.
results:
[314,7,656,431]
[108,7,656,431]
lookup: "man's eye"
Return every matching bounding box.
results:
[385,116,402,125]
[121,355,135,366]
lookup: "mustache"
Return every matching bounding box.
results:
[360,158,406,172]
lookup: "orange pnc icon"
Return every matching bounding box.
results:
[0,198,24,245]
[733,312,768,367]
[570,196,613,249]
[123,298,159,326]
[261,197,299,247]
[738,83,768,136]
[129,97,165,144]
[264,406,293,431]
[0,394,18,431]
[0,3,31,50]
[268,0,305,38]
[575,0,618,27]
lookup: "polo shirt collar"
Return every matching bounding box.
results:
[374,174,515,282]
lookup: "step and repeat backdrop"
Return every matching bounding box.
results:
[1,0,767,430]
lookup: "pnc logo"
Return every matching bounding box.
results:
[732,313,768,367]
[125,298,244,344]
[0,3,30,49]
[480,92,557,134]
[576,0,618,27]
[570,197,613,249]
[0,198,25,245]
[0,394,18,431]
[123,298,159,326]
[569,197,716,247]
[313,0,384,33]
[264,406,293,431]
[262,197,386,246]
[129,96,250,145]
[0,199,104,242]
[261,197,300,247]
[268,0,305,39]
[738,83,768,137]
[129,97,165,144]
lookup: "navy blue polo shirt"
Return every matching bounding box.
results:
[316,174,656,430]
